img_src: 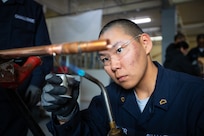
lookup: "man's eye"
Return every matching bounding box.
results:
[116,47,124,54]
[101,57,109,63]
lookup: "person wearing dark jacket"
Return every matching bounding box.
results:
[165,32,186,56]
[0,0,53,135]
[163,41,199,76]
[41,19,204,136]
[187,33,204,78]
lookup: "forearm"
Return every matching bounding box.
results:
[47,111,82,136]
[47,100,109,136]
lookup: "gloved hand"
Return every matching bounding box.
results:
[41,73,80,121]
[25,84,41,107]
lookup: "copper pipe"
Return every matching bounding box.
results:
[0,39,110,59]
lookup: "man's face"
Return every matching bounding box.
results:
[98,27,148,89]
[198,37,204,48]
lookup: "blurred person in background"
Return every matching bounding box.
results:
[0,0,53,135]
[165,32,186,55]
[164,41,199,76]
[187,33,204,78]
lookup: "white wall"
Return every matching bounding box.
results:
[79,69,110,110]
[46,9,102,43]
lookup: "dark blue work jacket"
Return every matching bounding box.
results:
[0,0,53,88]
[48,62,204,136]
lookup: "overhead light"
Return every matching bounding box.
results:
[151,36,162,41]
[131,17,151,24]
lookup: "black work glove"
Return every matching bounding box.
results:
[25,85,41,107]
[41,73,79,120]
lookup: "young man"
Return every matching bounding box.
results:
[42,19,204,136]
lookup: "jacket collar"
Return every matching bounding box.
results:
[120,62,170,121]
[152,62,169,111]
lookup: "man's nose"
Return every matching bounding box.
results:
[110,56,121,71]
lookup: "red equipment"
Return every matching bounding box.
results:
[0,56,42,89]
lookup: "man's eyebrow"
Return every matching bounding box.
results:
[99,49,113,56]
[98,52,107,56]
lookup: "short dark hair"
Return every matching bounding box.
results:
[174,32,185,41]
[99,19,144,38]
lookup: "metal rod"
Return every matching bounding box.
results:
[6,89,45,136]
[80,72,123,135]
[83,73,114,123]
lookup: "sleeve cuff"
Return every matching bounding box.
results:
[56,105,78,122]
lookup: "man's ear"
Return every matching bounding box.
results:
[139,33,152,54]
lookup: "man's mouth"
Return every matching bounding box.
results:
[117,75,127,82]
